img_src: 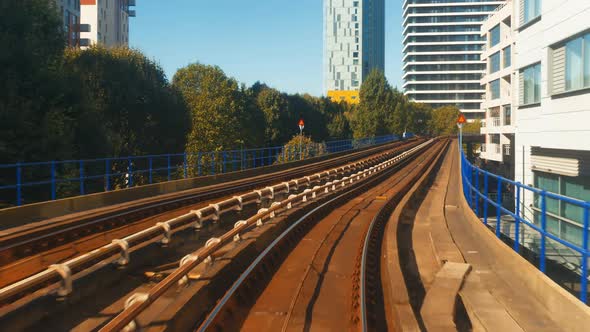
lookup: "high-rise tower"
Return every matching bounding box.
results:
[324,0,385,104]
[402,0,505,120]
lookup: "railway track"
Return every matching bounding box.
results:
[194,139,448,332]
[0,139,422,290]
[0,139,428,330]
[95,138,448,332]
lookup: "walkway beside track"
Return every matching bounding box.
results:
[409,141,569,331]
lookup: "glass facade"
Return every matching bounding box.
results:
[490,52,501,73]
[490,79,500,99]
[523,0,542,25]
[522,63,541,104]
[324,0,385,94]
[503,45,511,68]
[534,171,590,246]
[564,33,590,92]
[490,24,500,47]
[403,0,506,115]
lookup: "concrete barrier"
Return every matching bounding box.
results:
[456,160,590,331]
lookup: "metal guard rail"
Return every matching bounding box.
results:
[98,139,434,331]
[460,145,590,304]
[0,138,425,313]
[0,134,410,207]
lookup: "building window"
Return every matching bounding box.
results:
[503,46,511,68]
[521,63,541,105]
[503,105,511,125]
[353,52,359,58]
[490,79,500,99]
[490,52,501,73]
[522,0,541,25]
[534,171,590,246]
[490,24,500,47]
[560,32,590,92]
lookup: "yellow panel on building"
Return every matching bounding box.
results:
[327,90,360,104]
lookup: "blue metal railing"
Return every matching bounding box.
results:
[0,134,409,207]
[460,143,590,304]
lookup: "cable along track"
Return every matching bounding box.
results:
[97,139,439,332]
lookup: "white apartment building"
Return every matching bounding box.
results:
[324,0,385,104]
[81,0,136,48]
[480,1,516,178]
[403,0,506,121]
[52,0,85,47]
[512,0,590,246]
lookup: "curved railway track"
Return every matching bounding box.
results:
[92,138,442,332]
[0,139,422,289]
[163,139,449,332]
[0,139,431,330]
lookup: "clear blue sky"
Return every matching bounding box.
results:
[130,0,404,96]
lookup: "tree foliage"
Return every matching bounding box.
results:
[0,0,69,163]
[429,105,461,136]
[64,47,189,158]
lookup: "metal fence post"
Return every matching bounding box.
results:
[183,153,188,179]
[148,157,153,184]
[211,152,215,175]
[514,182,520,253]
[16,162,22,206]
[540,191,547,273]
[79,160,85,195]
[105,159,111,191]
[483,172,489,225]
[471,167,476,209]
[167,155,171,181]
[127,158,133,188]
[198,152,202,176]
[222,152,227,174]
[496,179,502,238]
[475,168,480,217]
[268,148,272,165]
[253,151,256,168]
[261,149,265,166]
[51,161,56,201]
[581,205,589,303]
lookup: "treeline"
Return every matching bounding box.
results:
[1,1,464,166]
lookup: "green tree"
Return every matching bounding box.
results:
[406,102,433,135]
[429,105,461,136]
[255,87,289,145]
[173,63,245,154]
[352,69,392,138]
[463,119,482,134]
[0,0,71,163]
[64,47,190,158]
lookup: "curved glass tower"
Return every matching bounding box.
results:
[402,0,505,120]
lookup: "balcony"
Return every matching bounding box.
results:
[489,117,501,127]
[503,144,511,156]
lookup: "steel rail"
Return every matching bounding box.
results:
[0,140,419,259]
[197,140,443,332]
[99,140,435,332]
[0,140,422,310]
[359,139,449,332]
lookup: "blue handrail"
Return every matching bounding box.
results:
[460,141,590,304]
[0,133,412,207]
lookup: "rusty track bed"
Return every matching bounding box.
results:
[0,140,421,290]
[96,140,439,332]
[0,140,425,315]
[179,139,449,332]
[0,139,421,268]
